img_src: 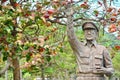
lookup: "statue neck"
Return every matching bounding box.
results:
[86,40,97,47]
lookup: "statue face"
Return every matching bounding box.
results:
[83,24,97,40]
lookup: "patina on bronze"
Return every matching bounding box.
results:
[67,21,114,80]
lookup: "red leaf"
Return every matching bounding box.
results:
[108,28,116,33]
[47,9,55,14]
[108,24,117,33]
[109,24,116,28]
[107,8,113,12]
[80,2,89,9]
[44,36,49,41]
[84,2,87,4]
[115,45,120,50]
[43,13,50,19]
[13,2,20,8]
[61,1,68,5]
[112,13,117,16]
[39,47,45,52]
[1,0,7,3]
[110,17,117,22]
[24,13,30,17]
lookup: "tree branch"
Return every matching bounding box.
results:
[103,0,108,10]
[0,59,11,76]
[47,19,66,25]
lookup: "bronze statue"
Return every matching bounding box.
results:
[67,21,114,80]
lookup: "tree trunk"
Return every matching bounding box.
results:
[5,61,8,80]
[11,46,20,80]
[10,14,20,80]
[12,57,20,80]
[41,64,45,80]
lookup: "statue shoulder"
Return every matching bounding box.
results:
[80,41,86,45]
[96,44,107,50]
[97,44,108,52]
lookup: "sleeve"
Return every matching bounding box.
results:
[103,47,114,76]
[67,26,83,53]
[66,6,83,53]
[66,4,83,53]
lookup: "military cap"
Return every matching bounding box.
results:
[82,22,99,32]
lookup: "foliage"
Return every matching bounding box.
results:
[0,0,120,80]
[112,52,120,77]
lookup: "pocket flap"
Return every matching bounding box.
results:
[95,55,103,59]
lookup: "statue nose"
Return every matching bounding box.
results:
[88,31,91,34]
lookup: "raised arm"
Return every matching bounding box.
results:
[66,4,83,52]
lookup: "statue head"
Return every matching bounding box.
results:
[82,22,99,41]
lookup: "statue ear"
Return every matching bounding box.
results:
[93,30,98,38]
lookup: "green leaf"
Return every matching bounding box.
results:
[94,10,98,14]
[46,56,51,62]
[3,56,7,61]
[0,5,2,10]
[2,52,9,57]
[45,67,54,73]
[26,53,31,61]
[16,45,23,53]
[23,45,29,50]
[0,45,4,51]
[59,47,63,53]
[45,48,50,54]
[8,9,14,16]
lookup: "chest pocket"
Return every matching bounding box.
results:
[94,54,103,67]
[80,54,89,65]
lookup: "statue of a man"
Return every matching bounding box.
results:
[67,21,114,80]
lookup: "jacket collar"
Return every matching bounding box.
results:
[84,40,97,48]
